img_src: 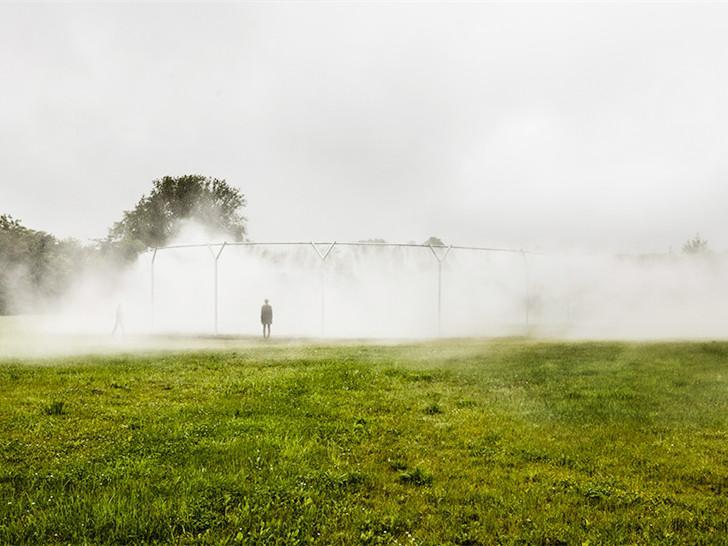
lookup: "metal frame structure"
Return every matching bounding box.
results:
[148,240,533,336]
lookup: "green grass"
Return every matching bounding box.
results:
[0,339,727,545]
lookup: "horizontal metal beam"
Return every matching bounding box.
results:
[151,240,537,255]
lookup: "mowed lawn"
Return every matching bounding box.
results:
[0,340,726,545]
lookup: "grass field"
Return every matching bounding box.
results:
[1,339,726,545]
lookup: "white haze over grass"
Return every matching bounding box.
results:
[9,222,725,355]
[141,242,728,340]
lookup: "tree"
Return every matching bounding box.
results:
[108,175,247,252]
[682,233,709,255]
[0,215,83,314]
[424,236,445,247]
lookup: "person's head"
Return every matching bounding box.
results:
[264,299,269,304]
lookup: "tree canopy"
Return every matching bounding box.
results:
[0,215,83,314]
[682,233,709,255]
[424,236,446,247]
[108,175,247,251]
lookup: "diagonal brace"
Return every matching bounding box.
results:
[311,241,336,261]
[428,244,452,263]
[208,242,227,261]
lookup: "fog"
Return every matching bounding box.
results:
[144,243,728,340]
[21,224,728,347]
[3,3,728,351]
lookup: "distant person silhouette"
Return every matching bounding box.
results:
[261,299,273,339]
[111,304,124,336]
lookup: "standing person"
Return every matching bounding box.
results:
[261,299,273,339]
[111,304,124,336]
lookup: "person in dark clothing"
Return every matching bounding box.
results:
[261,299,273,339]
[111,304,124,336]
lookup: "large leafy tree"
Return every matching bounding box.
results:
[108,175,247,251]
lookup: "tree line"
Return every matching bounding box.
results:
[0,173,712,315]
[0,175,247,315]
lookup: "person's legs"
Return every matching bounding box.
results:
[265,324,271,338]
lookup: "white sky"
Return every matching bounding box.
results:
[1,2,727,253]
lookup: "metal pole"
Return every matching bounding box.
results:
[320,267,325,336]
[437,261,442,336]
[214,259,219,334]
[428,244,452,337]
[150,248,157,332]
[521,250,530,334]
[311,242,336,337]
[211,243,227,335]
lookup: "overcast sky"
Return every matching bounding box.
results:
[2,2,727,253]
